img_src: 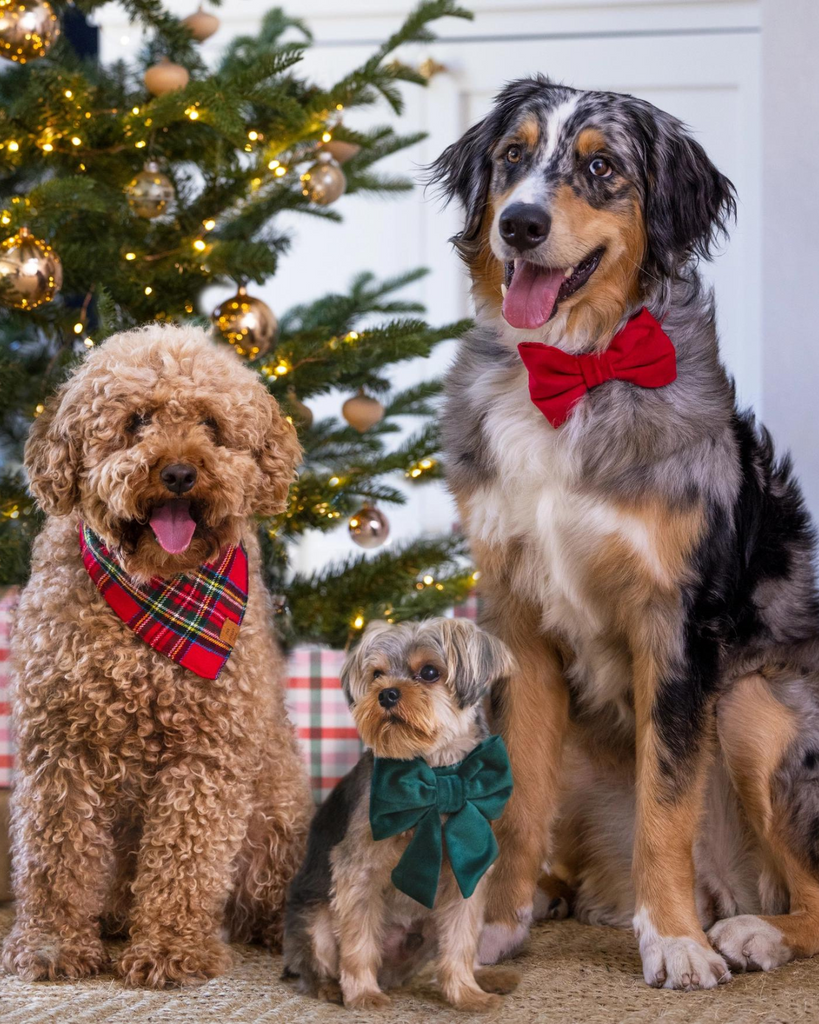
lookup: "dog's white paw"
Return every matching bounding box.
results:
[640,934,730,990]
[478,906,532,965]
[634,909,730,990]
[708,915,793,973]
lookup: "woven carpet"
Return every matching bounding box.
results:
[0,906,816,1023]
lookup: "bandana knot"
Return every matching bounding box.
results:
[79,522,248,680]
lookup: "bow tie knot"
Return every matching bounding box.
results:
[369,734,513,909]
[435,773,465,815]
[517,307,677,428]
[578,350,615,389]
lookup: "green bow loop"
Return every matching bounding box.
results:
[369,735,513,909]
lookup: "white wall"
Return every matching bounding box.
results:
[761,0,819,518]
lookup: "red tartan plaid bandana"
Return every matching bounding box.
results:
[79,522,248,680]
[517,307,677,428]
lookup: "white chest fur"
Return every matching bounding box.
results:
[465,364,660,720]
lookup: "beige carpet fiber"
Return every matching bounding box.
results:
[0,906,817,1023]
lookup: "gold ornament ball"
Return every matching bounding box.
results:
[302,153,346,206]
[125,162,175,220]
[144,58,190,96]
[211,285,277,360]
[0,227,62,310]
[287,388,314,429]
[182,6,219,41]
[342,389,384,433]
[349,504,390,549]
[321,139,361,165]
[0,0,60,64]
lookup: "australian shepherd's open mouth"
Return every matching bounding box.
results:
[502,247,604,330]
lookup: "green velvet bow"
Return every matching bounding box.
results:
[369,734,513,910]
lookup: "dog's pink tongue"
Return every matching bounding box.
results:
[149,500,196,554]
[502,261,565,330]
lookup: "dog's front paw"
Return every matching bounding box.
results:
[475,965,520,994]
[708,915,793,972]
[448,987,503,1012]
[344,988,392,1010]
[2,927,108,982]
[639,933,730,990]
[478,905,532,964]
[118,934,231,989]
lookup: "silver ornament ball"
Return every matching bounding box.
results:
[302,153,346,206]
[349,504,390,549]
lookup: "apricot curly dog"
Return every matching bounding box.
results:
[2,323,313,988]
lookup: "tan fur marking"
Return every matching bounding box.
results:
[547,185,646,349]
[516,114,540,150]
[469,201,504,311]
[719,675,819,957]
[576,128,607,156]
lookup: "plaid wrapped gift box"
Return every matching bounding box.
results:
[284,646,362,804]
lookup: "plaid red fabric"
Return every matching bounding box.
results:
[79,523,248,680]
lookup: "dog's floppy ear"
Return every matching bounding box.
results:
[340,620,392,705]
[24,386,81,516]
[637,105,736,277]
[427,116,495,254]
[440,619,515,708]
[252,391,303,517]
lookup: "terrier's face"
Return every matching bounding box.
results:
[24,324,301,580]
[341,618,514,760]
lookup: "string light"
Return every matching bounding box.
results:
[406,456,437,479]
[329,476,340,486]
[7,141,18,152]
[321,131,332,143]
[132,106,140,115]
[0,214,9,226]
[336,103,344,111]
[345,331,359,342]
[135,141,146,149]
[185,107,199,120]
[274,165,287,177]
[124,252,136,260]
[144,286,152,295]
[267,159,279,170]
[41,143,53,153]
[274,362,289,376]
[247,130,259,141]
[72,322,83,334]
[203,218,215,231]
[423,574,434,585]
[193,239,206,252]
[64,89,73,99]
[34,403,44,416]
[83,337,94,348]
[352,614,365,630]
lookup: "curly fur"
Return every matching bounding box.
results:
[3,324,313,988]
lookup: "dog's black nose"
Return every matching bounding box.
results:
[499,203,551,251]
[378,688,400,709]
[160,463,197,495]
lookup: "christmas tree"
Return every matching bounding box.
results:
[0,0,476,647]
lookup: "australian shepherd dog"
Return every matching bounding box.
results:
[429,76,819,990]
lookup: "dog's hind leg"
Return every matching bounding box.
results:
[710,673,819,971]
[226,730,312,949]
[477,592,569,964]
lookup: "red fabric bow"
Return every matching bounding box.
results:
[517,308,677,428]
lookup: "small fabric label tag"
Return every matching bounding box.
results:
[220,619,240,646]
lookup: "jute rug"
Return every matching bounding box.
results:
[0,905,815,1023]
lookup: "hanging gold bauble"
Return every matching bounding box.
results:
[182,6,219,41]
[0,0,60,64]
[0,227,62,310]
[287,387,314,429]
[211,285,277,359]
[301,153,346,206]
[342,389,384,433]
[321,139,361,165]
[144,58,190,96]
[125,161,175,220]
[349,504,390,549]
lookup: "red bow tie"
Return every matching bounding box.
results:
[517,308,677,428]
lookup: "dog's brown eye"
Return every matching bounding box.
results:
[201,416,221,441]
[589,157,612,178]
[373,669,384,680]
[418,664,439,683]
[505,145,522,164]
[125,411,151,434]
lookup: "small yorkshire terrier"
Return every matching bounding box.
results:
[283,617,521,1011]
